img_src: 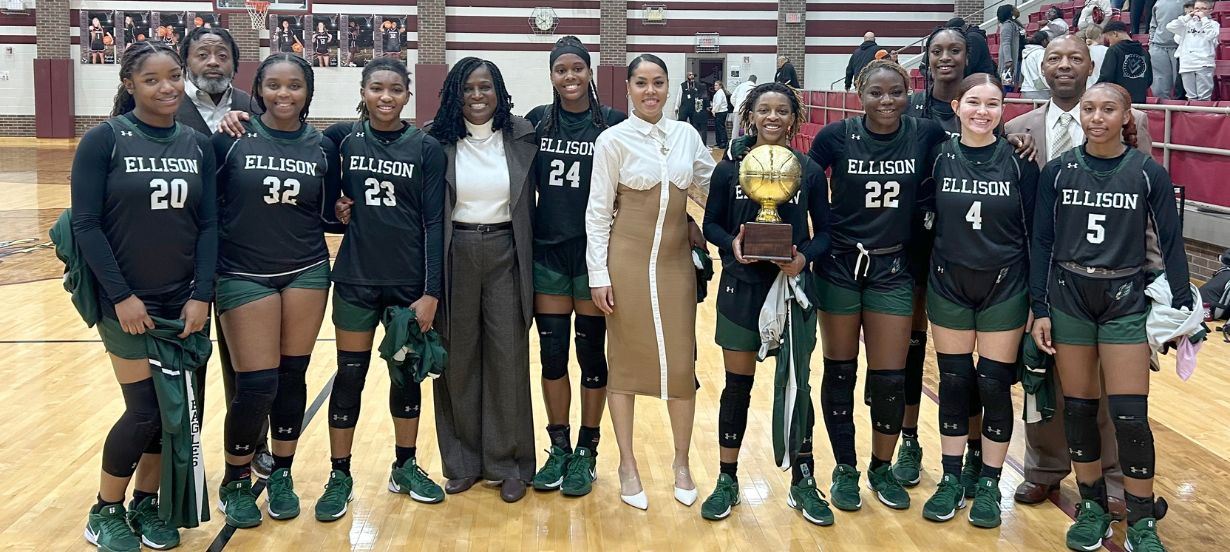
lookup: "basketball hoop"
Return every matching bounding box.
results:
[244,0,269,31]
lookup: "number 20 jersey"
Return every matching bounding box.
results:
[825,115,929,252]
[216,119,329,275]
[330,121,434,286]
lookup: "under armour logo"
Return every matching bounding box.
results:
[723,433,738,440]
[1067,163,1079,169]
[850,133,861,140]
[356,132,365,137]
[1130,467,1149,475]
[585,376,601,383]
[943,422,959,430]
[832,410,849,416]
[245,132,258,138]
[725,286,735,293]
[332,414,350,422]
[404,405,419,413]
[987,427,1003,436]
[803,436,812,443]
[120,130,133,136]
[1070,448,1083,456]
[874,421,887,428]
[947,153,956,159]
[235,444,251,451]
[277,427,293,434]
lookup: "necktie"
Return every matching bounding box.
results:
[1050,113,1074,161]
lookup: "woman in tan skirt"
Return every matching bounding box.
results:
[586,53,716,510]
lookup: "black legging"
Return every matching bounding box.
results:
[1130,0,1156,35]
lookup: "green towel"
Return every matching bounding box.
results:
[1018,335,1056,424]
[378,305,448,388]
[48,209,101,327]
[767,273,818,469]
[693,246,714,303]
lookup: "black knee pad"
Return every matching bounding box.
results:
[102,379,161,477]
[867,369,906,435]
[821,358,858,464]
[329,350,370,429]
[718,372,754,448]
[225,369,279,456]
[976,357,1016,443]
[1109,394,1155,480]
[270,355,310,441]
[904,330,927,406]
[536,314,571,381]
[1063,397,1102,463]
[574,314,608,389]
[390,379,423,419]
[937,352,974,437]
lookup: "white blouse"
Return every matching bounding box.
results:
[585,112,716,287]
[453,119,512,224]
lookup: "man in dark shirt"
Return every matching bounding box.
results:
[845,32,880,90]
[1100,21,1154,103]
[775,55,800,88]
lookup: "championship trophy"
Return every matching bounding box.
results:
[737,144,802,261]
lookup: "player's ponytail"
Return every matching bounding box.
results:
[1086,82,1138,149]
[111,41,181,117]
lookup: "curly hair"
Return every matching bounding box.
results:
[540,36,609,138]
[428,57,514,144]
[355,57,410,120]
[251,53,316,123]
[1083,82,1138,148]
[111,41,182,117]
[738,82,806,142]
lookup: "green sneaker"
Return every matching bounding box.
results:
[561,447,597,497]
[961,448,983,498]
[389,458,444,504]
[700,473,740,520]
[218,479,262,528]
[967,477,1002,528]
[868,463,911,509]
[891,436,923,487]
[532,445,570,491]
[315,470,354,522]
[1066,499,1113,551]
[788,469,834,526]
[84,503,139,552]
[922,473,966,522]
[126,496,179,549]
[829,464,863,511]
[265,468,300,520]
[1126,518,1166,552]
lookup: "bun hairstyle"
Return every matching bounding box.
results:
[627,53,668,79]
[1084,82,1138,148]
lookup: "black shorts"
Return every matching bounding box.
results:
[1048,267,1149,346]
[815,248,915,316]
[332,282,423,332]
[714,272,773,352]
[926,256,1029,331]
[908,225,935,291]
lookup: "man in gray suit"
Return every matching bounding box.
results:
[1005,34,1154,517]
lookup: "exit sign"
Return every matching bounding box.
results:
[785,12,803,23]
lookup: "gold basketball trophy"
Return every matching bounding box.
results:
[737,144,802,261]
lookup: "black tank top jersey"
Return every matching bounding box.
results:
[811,115,937,252]
[100,117,208,296]
[314,31,330,53]
[526,104,628,246]
[328,121,442,288]
[930,137,1037,270]
[703,153,831,283]
[1045,147,1155,270]
[382,28,400,51]
[215,118,330,276]
[907,92,961,138]
[278,30,293,52]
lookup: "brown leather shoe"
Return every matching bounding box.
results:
[500,479,527,503]
[1108,496,1126,520]
[1013,480,1058,504]
[445,477,478,495]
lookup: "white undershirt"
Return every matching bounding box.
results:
[453,119,512,224]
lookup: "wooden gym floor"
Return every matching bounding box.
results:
[0,138,1226,551]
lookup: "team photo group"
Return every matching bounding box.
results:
[66,13,1200,552]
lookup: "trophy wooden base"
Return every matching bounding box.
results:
[742,222,794,261]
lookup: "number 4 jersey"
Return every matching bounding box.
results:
[214,118,332,276]
[325,121,446,293]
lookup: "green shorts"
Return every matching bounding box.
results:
[533,238,591,300]
[332,282,424,332]
[714,272,773,352]
[215,261,331,315]
[926,256,1029,332]
[97,287,197,360]
[815,249,914,316]
[1048,267,1149,346]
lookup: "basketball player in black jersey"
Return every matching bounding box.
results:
[381,20,401,58]
[73,42,214,552]
[1032,83,1190,552]
[212,54,336,528]
[276,19,301,55]
[524,37,626,498]
[918,74,1038,529]
[699,82,833,525]
[808,59,950,513]
[312,21,331,67]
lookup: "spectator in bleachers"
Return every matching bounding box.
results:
[1099,20,1153,102]
[775,55,800,88]
[844,32,880,90]
[1150,0,1188,99]
[1132,0,1159,35]
[998,6,1025,91]
[1166,0,1220,100]
[1043,6,1070,40]
[1078,26,1110,89]
[946,17,997,75]
[1079,0,1113,31]
[1021,32,1051,99]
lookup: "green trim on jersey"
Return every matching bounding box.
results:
[532,262,592,300]
[817,277,914,316]
[111,114,184,144]
[926,288,1028,331]
[1050,307,1148,346]
[215,262,331,315]
[1074,146,1142,179]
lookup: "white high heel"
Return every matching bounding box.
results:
[619,469,648,510]
[673,466,697,506]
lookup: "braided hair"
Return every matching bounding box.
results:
[540,36,609,138]
[429,57,514,144]
[854,58,910,94]
[1084,82,1139,148]
[111,41,183,117]
[738,82,806,141]
[920,26,968,119]
[355,56,410,120]
[251,53,316,123]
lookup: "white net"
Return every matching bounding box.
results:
[244,0,268,31]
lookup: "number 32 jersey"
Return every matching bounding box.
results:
[214,118,331,275]
[325,121,446,291]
